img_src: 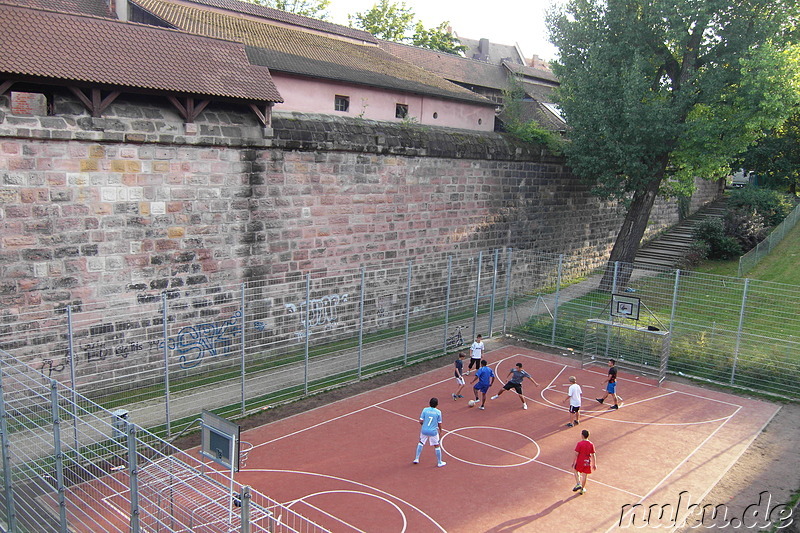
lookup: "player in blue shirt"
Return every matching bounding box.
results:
[471,359,495,410]
[414,397,446,467]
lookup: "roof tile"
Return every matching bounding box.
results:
[131,0,491,106]
[0,2,282,102]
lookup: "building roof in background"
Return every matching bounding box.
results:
[131,0,492,106]
[0,2,282,102]
[380,40,558,92]
[3,0,108,16]
[459,36,524,65]
[502,61,558,85]
[379,40,509,91]
[177,0,377,44]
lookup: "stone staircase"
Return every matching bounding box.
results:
[634,197,728,269]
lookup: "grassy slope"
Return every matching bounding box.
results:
[694,215,800,283]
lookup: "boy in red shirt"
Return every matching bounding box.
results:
[572,429,596,495]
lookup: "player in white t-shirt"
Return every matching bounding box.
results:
[465,334,484,374]
[564,376,583,428]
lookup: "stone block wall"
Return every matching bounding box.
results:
[0,94,721,314]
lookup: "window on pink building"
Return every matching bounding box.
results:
[334,95,349,112]
[395,104,408,119]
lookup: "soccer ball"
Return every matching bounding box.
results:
[468,400,476,407]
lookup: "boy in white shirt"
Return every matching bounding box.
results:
[564,376,582,428]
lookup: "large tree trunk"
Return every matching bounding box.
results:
[599,174,664,291]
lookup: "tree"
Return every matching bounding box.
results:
[411,21,467,55]
[250,0,331,19]
[349,0,465,54]
[547,0,800,289]
[739,107,800,195]
[349,0,415,41]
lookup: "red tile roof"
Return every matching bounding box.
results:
[0,2,282,103]
[4,0,109,16]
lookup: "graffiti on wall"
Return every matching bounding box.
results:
[286,293,349,339]
[166,311,242,369]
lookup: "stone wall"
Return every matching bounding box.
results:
[0,92,721,313]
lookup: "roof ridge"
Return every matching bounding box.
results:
[0,0,243,46]
[172,0,377,43]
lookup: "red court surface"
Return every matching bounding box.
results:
[219,347,778,532]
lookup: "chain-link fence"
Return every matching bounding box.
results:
[0,349,328,533]
[1,247,799,531]
[738,200,800,276]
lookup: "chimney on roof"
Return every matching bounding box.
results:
[108,0,128,21]
[472,38,490,62]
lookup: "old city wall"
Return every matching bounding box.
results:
[0,93,720,390]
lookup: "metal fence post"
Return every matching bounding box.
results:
[49,380,68,532]
[0,361,18,532]
[403,261,412,366]
[731,278,749,385]
[488,249,499,337]
[358,267,365,379]
[126,421,140,533]
[551,255,564,345]
[473,251,483,336]
[240,283,246,415]
[304,273,310,396]
[443,256,452,353]
[502,248,513,336]
[66,305,79,448]
[240,485,251,533]
[668,270,681,333]
[161,292,171,438]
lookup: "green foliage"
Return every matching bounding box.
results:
[349,0,464,54]
[693,218,743,260]
[722,209,769,250]
[501,77,563,153]
[728,188,795,226]
[411,21,467,55]
[349,0,413,41]
[546,0,800,265]
[249,0,330,19]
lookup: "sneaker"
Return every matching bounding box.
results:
[572,484,582,492]
[523,403,528,410]
[437,462,447,467]
[457,395,464,398]
[463,371,470,375]
[574,420,579,425]
[491,395,499,400]
[479,406,485,410]
[610,405,619,410]
[413,460,419,464]
[566,423,574,428]
[596,398,604,404]
[452,394,457,401]
[580,488,587,495]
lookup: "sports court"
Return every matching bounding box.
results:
[168,345,778,532]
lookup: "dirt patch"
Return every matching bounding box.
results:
[172,337,800,531]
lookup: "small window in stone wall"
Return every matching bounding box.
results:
[10,91,49,115]
[395,103,408,119]
[334,95,350,112]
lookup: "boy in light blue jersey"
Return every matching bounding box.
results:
[414,397,446,467]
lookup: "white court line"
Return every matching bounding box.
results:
[375,404,640,497]
[288,490,408,533]
[248,469,446,532]
[507,351,745,409]
[605,405,742,533]
[375,405,538,464]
